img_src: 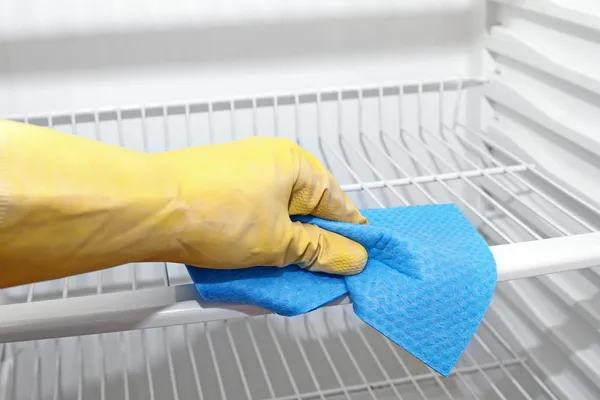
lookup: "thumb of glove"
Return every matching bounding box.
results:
[284,221,367,275]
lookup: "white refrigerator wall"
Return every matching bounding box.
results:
[2,1,600,399]
[0,0,484,116]
[483,1,600,399]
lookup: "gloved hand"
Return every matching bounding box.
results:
[0,120,368,288]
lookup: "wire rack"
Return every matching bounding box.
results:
[2,78,600,399]
[1,306,555,400]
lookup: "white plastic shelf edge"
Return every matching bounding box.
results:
[2,232,600,343]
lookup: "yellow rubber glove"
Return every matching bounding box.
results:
[0,120,368,288]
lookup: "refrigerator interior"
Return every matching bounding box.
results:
[1,1,600,399]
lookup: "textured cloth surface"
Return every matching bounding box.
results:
[186,205,497,376]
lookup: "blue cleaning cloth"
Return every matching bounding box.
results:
[186,205,496,376]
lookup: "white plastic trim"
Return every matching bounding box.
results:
[490,0,600,35]
[486,27,600,98]
[1,232,600,343]
[485,81,600,158]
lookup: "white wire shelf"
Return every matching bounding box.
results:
[1,78,599,307]
[2,77,600,399]
[1,305,558,400]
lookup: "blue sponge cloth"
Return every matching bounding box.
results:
[186,205,497,376]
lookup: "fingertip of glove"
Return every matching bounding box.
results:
[313,239,368,276]
[351,213,369,227]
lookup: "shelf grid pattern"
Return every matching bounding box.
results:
[2,78,600,399]
[2,306,556,400]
